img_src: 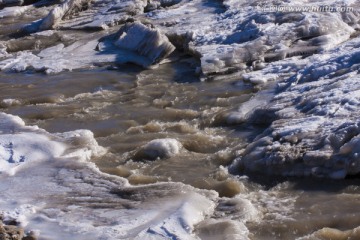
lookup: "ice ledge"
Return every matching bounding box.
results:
[235,37,360,179]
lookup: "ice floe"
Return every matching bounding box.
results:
[134,138,182,160]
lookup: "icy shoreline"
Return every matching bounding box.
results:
[0,112,224,239]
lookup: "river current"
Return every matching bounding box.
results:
[1,58,360,239]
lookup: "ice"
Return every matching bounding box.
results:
[0,0,358,75]
[2,0,360,238]
[149,0,357,77]
[236,35,360,178]
[0,38,161,73]
[0,21,174,73]
[0,0,359,175]
[0,0,170,72]
[135,138,182,160]
[0,5,31,18]
[25,0,148,31]
[114,21,175,64]
[226,86,276,125]
[146,0,182,11]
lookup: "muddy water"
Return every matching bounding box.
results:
[1,59,360,239]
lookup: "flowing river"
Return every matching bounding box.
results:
[1,59,360,239]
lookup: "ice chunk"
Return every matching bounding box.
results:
[148,0,357,78]
[146,0,182,11]
[25,0,149,31]
[0,99,21,108]
[135,138,182,160]
[114,21,175,64]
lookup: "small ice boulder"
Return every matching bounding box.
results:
[135,138,182,160]
[114,21,175,65]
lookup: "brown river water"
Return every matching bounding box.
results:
[1,58,360,239]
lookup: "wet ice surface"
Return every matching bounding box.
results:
[1,0,360,239]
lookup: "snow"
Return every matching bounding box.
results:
[0,132,66,176]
